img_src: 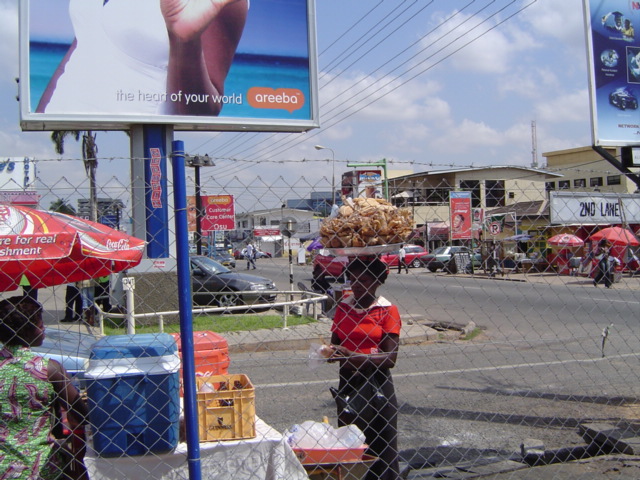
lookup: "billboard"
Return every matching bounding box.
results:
[449,191,472,240]
[583,0,640,146]
[356,170,383,198]
[19,0,318,132]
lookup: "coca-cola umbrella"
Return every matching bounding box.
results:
[588,226,640,246]
[547,233,584,247]
[0,204,145,292]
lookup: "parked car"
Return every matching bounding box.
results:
[420,245,481,272]
[208,248,236,268]
[190,255,277,309]
[312,250,349,279]
[380,245,429,268]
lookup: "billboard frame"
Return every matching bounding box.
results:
[583,0,640,147]
[18,0,319,133]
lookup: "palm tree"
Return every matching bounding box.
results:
[51,130,98,221]
[49,199,76,215]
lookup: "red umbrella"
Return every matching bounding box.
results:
[0,204,145,292]
[588,226,640,246]
[547,233,584,247]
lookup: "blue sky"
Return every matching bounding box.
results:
[0,0,592,211]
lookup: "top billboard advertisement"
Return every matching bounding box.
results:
[19,0,319,133]
[583,0,640,146]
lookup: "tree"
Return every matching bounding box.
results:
[49,199,76,215]
[50,130,98,221]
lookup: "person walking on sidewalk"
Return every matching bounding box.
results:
[245,242,256,270]
[397,245,408,274]
[60,283,83,323]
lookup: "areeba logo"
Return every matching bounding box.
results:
[247,87,305,113]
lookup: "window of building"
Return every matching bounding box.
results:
[573,179,586,188]
[558,180,570,189]
[423,187,451,205]
[590,177,603,187]
[607,175,621,185]
[485,180,505,208]
[545,181,555,191]
[459,180,481,208]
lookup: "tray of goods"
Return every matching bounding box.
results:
[319,197,413,256]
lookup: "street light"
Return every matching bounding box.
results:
[314,145,335,206]
[186,154,215,255]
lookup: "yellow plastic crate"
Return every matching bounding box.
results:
[196,374,256,441]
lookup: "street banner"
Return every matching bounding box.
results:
[450,191,472,240]
[550,191,640,224]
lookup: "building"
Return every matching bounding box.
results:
[234,207,319,256]
[77,198,125,228]
[388,166,561,249]
[543,146,640,195]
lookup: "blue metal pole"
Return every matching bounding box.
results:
[171,140,201,480]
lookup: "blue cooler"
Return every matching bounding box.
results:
[86,333,180,457]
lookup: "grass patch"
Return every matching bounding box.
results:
[103,313,317,335]
[461,327,483,341]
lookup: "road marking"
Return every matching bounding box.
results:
[256,352,640,389]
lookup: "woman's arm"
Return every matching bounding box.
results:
[48,359,88,428]
[329,333,399,370]
[162,0,248,115]
[35,40,77,113]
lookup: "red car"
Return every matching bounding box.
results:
[312,251,349,278]
[380,245,429,268]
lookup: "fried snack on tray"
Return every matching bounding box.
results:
[319,197,413,248]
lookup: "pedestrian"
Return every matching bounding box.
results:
[60,282,83,323]
[326,257,401,480]
[245,243,256,270]
[76,278,96,326]
[95,275,112,313]
[20,274,38,301]
[0,295,89,480]
[594,249,616,288]
[397,245,408,274]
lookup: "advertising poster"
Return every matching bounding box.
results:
[356,170,383,198]
[584,0,640,145]
[201,195,235,232]
[449,191,472,240]
[20,0,318,132]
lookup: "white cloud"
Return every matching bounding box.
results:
[320,72,447,123]
[535,88,590,123]
[522,0,585,50]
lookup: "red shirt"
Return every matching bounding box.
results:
[331,296,401,354]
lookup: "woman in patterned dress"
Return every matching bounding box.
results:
[0,296,88,480]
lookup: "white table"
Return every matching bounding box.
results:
[84,418,309,480]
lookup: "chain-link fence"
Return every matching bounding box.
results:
[2,156,640,480]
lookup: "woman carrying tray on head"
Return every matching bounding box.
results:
[327,257,401,480]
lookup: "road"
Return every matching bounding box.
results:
[242,258,640,467]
